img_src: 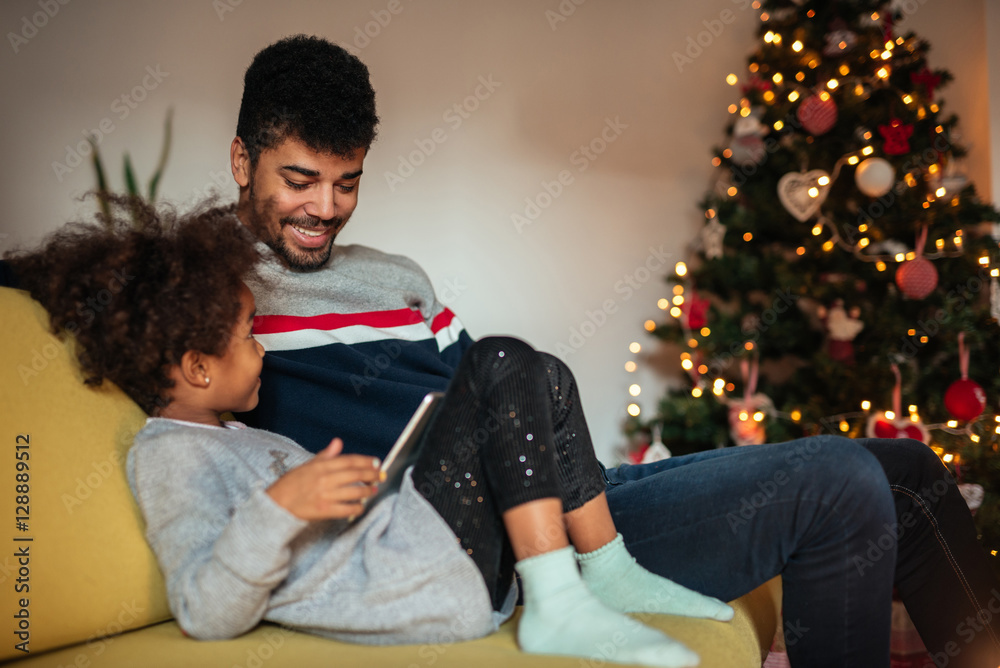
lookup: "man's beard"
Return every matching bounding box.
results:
[245,184,344,272]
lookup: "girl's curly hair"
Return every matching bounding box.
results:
[6,196,262,414]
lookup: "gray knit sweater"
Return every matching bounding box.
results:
[126,418,516,643]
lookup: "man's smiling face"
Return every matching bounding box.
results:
[234,135,366,271]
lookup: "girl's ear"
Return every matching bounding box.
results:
[178,350,212,389]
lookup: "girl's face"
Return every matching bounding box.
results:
[210,283,265,413]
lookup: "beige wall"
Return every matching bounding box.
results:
[0,0,994,460]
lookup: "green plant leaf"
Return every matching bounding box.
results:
[123,153,139,197]
[147,107,173,201]
[87,135,111,224]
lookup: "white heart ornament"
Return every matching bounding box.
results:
[777,170,831,222]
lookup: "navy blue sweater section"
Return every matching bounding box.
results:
[238,331,473,456]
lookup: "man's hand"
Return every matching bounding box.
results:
[266,438,382,520]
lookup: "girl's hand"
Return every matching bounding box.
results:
[266,438,382,520]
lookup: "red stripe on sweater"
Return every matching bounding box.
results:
[253,308,424,335]
[430,308,456,334]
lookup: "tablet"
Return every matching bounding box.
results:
[379,391,443,487]
[348,391,443,523]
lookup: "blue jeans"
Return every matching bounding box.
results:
[604,437,1000,667]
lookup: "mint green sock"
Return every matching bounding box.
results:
[515,545,699,668]
[576,534,734,621]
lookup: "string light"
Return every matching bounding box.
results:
[792,40,803,52]
[827,78,839,90]
[675,262,687,276]
[670,306,682,318]
[627,403,641,417]
[788,91,800,102]
[848,156,859,165]
[885,411,896,421]
[774,120,784,130]
[791,410,802,421]
[772,72,783,84]
[692,387,703,398]
[673,295,685,306]
[644,320,656,331]
[658,298,670,309]
[681,358,694,371]
[624,361,637,372]
[861,400,871,410]
[726,73,738,85]
[629,384,641,397]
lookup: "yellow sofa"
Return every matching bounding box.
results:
[0,286,781,667]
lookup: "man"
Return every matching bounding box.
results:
[229,35,1000,667]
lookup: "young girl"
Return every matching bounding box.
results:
[9,200,733,667]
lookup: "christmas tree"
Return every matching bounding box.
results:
[628,0,1000,554]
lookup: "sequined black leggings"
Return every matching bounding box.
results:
[410,337,605,610]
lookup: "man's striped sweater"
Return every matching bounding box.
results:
[239,242,474,456]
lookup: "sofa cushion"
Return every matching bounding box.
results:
[0,287,171,662]
[6,581,780,668]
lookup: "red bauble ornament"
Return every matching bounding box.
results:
[895,257,938,299]
[797,94,838,135]
[944,378,986,422]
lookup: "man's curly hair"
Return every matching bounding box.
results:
[6,197,262,414]
[236,34,379,165]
